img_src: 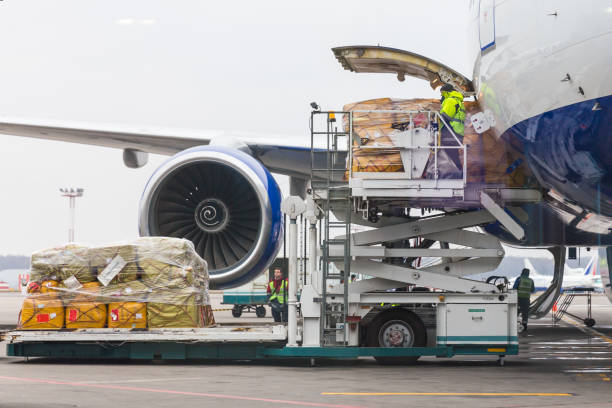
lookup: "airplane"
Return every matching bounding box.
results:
[511,256,602,292]
[0,0,611,315]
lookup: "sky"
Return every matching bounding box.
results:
[0,1,477,255]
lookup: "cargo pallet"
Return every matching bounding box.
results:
[3,327,517,362]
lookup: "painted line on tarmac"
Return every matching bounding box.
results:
[0,376,363,408]
[79,377,208,385]
[322,392,573,397]
[561,316,612,345]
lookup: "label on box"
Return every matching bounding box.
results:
[37,314,49,323]
[69,309,78,322]
[62,275,83,291]
[135,313,143,320]
[110,309,119,322]
[50,313,57,319]
[38,303,45,309]
[98,255,126,286]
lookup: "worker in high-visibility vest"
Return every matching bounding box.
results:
[439,83,466,176]
[267,268,288,322]
[513,268,535,330]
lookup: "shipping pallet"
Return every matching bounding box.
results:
[6,342,518,361]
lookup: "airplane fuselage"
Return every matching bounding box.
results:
[470,0,612,246]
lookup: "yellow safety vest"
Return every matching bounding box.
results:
[440,90,466,136]
[517,277,533,299]
[269,280,287,304]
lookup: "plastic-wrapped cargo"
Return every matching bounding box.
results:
[65,302,107,329]
[18,296,64,329]
[147,290,207,328]
[343,98,532,187]
[108,302,147,329]
[21,237,214,330]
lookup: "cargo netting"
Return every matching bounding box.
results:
[19,237,215,330]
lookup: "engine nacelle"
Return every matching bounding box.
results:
[139,146,283,289]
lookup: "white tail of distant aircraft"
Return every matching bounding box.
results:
[515,255,602,292]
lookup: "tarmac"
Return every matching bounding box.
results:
[1,292,612,408]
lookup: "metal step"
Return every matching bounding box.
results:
[326,238,348,244]
[324,311,346,316]
[324,257,346,263]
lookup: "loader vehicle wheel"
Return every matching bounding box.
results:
[584,318,595,327]
[367,309,427,365]
[256,306,267,318]
[232,305,243,318]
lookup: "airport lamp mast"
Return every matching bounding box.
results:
[59,187,84,242]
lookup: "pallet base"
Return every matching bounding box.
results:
[6,342,518,360]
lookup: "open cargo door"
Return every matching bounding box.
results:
[332,46,474,94]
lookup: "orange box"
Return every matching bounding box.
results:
[27,280,62,299]
[65,302,107,328]
[18,296,64,329]
[107,302,147,329]
[62,281,101,303]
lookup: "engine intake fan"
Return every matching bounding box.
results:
[139,146,282,289]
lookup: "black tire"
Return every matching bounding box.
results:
[366,309,427,365]
[255,305,266,318]
[231,305,243,318]
[585,318,596,327]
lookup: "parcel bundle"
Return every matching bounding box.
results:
[20,237,213,330]
[343,98,532,186]
[147,289,206,329]
[100,281,149,329]
[18,295,64,330]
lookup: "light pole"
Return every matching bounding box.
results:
[59,187,84,242]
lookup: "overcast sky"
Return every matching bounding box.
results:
[0,1,476,255]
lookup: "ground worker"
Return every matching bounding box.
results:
[513,268,535,331]
[439,83,466,175]
[267,268,288,323]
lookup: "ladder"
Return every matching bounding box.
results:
[552,289,595,326]
[310,110,351,346]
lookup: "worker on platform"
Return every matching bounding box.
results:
[513,268,535,331]
[268,268,288,323]
[439,83,466,176]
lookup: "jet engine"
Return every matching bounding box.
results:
[139,146,283,289]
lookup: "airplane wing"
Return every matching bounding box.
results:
[0,118,315,177]
[0,118,209,156]
[1,46,469,177]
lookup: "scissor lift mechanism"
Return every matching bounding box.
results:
[302,109,546,361]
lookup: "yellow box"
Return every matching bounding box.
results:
[108,302,147,329]
[19,296,64,330]
[27,280,61,299]
[65,302,107,328]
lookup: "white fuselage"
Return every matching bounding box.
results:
[468,0,612,135]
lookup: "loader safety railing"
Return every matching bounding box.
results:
[309,109,467,201]
[347,109,467,186]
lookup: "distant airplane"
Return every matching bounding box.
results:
[512,256,602,292]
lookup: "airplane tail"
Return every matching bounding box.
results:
[583,255,598,276]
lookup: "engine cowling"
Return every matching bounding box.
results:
[139,146,283,289]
